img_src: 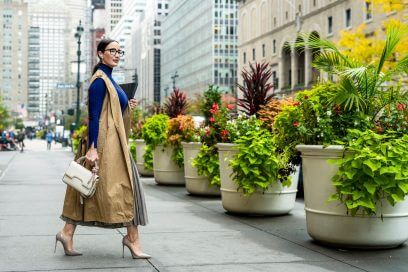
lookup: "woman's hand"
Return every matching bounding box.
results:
[85,147,99,169]
[129,99,138,111]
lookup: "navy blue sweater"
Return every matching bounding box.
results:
[88,64,128,148]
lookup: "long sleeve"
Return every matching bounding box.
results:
[88,78,106,148]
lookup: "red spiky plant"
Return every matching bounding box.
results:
[237,62,275,116]
[163,88,188,118]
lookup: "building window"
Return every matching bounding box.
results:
[243,52,246,64]
[285,11,288,20]
[272,39,276,54]
[262,44,265,58]
[273,17,277,27]
[272,71,278,88]
[328,16,333,34]
[252,48,256,61]
[365,1,373,21]
[313,0,317,7]
[345,8,351,28]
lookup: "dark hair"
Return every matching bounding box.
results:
[92,38,118,75]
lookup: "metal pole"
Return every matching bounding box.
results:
[75,25,82,130]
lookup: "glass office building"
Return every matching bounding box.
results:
[161,0,238,99]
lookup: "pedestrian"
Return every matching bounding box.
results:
[46,131,53,150]
[16,130,25,152]
[57,39,150,259]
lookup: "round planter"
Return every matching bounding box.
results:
[182,142,220,196]
[297,145,408,248]
[134,139,154,177]
[153,144,185,185]
[217,143,299,215]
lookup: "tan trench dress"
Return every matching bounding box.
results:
[61,70,148,228]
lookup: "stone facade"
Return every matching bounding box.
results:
[238,0,403,95]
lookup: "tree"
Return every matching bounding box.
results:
[336,1,408,71]
[0,96,10,131]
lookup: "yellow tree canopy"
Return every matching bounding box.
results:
[337,1,408,70]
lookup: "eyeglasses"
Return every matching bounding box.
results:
[104,48,125,57]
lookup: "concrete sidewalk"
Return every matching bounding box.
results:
[0,139,407,272]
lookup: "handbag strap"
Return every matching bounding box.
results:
[76,156,99,174]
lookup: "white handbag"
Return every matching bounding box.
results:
[62,156,99,203]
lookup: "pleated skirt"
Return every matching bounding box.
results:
[60,151,148,228]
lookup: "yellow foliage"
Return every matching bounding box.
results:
[337,15,408,70]
[370,0,405,13]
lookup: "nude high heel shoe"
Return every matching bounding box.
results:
[54,232,83,256]
[122,236,151,259]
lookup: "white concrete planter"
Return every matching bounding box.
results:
[134,139,154,177]
[182,142,220,196]
[297,145,408,248]
[217,143,299,215]
[153,144,185,185]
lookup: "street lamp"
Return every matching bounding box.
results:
[171,71,179,90]
[74,20,84,130]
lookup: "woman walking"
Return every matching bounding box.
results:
[56,39,150,259]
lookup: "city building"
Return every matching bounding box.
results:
[27,26,40,119]
[109,0,147,83]
[161,0,239,100]
[27,0,70,119]
[237,0,404,95]
[0,0,28,118]
[105,0,123,34]
[133,0,169,106]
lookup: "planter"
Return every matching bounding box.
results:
[297,145,408,248]
[153,144,185,185]
[182,142,220,196]
[217,143,299,215]
[134,139,154,177]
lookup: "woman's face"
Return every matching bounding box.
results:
[98,41,123,68]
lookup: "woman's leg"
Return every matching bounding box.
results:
[126,225,145,255]
[61,223,77,250]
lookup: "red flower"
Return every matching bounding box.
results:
[209,108,217,114]
[292,121,300,127]
[397,103,406,111]
[209,117,215,123]
[211,103,219,111]
[227,104,234,110]
[205,127,211,135]
[293,101,300,106]
[221,129,229,137]
[376,126,383,134]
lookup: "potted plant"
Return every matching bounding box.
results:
[217,62,299,215]
[277,25,408,248]
[146,89,189,185]
[183,86,223,196]
[129,107,153,176]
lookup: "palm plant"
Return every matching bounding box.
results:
[296,24,408,119]
[237,62,275,116]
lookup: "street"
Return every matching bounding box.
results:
[0,140,407,272]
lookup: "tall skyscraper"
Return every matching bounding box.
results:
[27,26,40,119]
[134,0,169,106]
[0,0,28,118]
[110,0,146,83]
[161,0,238,99]
[27,0,70,119]
[105,0,123,34]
